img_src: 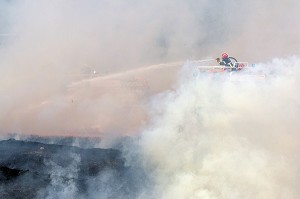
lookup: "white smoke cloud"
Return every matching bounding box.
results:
[138,57,300,198]
[1,0,300,136]
[37,153,81,199]
[0,1,300,198]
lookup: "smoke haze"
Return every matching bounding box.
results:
[0,0,300,198]
[138,57,300,198]
[1,0,299,136]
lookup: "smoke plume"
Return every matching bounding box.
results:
[0,1,300,198]
[0,0,300,136]
[138,57,300,198]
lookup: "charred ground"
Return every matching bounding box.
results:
[0,138,149,199]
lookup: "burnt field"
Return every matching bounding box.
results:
[0,138,150,199]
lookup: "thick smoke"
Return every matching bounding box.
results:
[1,0,300,136]
[0,1,300,199]
[138,57,300,198]
[37,153,81,199]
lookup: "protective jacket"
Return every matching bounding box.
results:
[219,57,233,67]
